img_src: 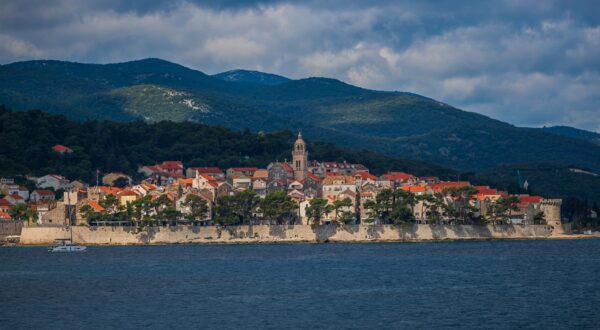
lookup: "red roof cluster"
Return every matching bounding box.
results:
[190,167,223,175]
[383,172,416,181]
[353,172,378,180]
[428,181,470,193]
[230,167,259,172]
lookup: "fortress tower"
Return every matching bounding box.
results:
[540,199,563,234]
[292,131,307,180]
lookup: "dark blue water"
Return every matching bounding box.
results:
[1,240,599,329]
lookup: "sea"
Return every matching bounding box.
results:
[1,239,599,329]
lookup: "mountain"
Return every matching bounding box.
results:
[539,126,600,145]
[213,69,290,85]
[1,58,600,175]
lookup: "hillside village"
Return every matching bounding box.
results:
[0,133,559,227]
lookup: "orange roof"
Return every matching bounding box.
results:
[306,173,322,182]
[519,195,543,204]
[354,172,378,180]
[84,199,105,212]
[474,186,498,196]
[118,190,138,197]
[179,178,193,185]
[200,174,217,181]
[428,181,470,193]
[383,172,416,181]
[322,175,356,185]
[402,185,427,193]
[252,169,269,179]
[98,186,122,195]
[0,211,11,219]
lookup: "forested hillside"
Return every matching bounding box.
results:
[0,106,454,182]
[2,58,600,172]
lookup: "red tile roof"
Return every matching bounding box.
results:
[519,195,543,204]
[85,199,105,212]
[383,172,416,181]
[34,189,54,196]
[428,181,470,193]
[190,167,223,174]
[51,144,73,153]
[306,173,322,182]
[230,167,259,172]
[402,185,428,192]
[118,190,138,197]
[354,172,378,180]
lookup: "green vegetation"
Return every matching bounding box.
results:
[539,126,600,145]
[363,189,415,224]
[305,198,331,225]
[213,69,290,85]
[260,192,298,225]
[0,106,454,183]
[2,58,600,173]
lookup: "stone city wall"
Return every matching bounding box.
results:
[19,224,560,245]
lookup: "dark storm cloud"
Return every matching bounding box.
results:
[0,0,598,131]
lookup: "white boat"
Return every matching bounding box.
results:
[49,238,87,252]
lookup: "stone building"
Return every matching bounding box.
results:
[292,131,308,180]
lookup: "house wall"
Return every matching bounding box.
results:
[19,224,561,245]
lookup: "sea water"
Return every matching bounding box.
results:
[1,239,599,329]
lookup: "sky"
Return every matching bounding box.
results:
[1,0,599,132]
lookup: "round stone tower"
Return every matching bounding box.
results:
[540,199,563,234]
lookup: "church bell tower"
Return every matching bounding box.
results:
[292,131,307,180]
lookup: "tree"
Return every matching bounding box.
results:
[362,189,415,224]
[79,204,101,225]
[442,186,479,224]
[533,211,546,225]
[9,204,31,222]
[214,195,240,226]
[214,190,260,226]
[491,196,520,224]
[182,194,209,222]
[130,195,153,227]
[235,190,260,224]
[416,194,436,223]
[260,192,298,225]
[332,197,353,224]
[305,198,332,225]
[100,194,121,215]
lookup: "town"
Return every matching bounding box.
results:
[0,132,561,229]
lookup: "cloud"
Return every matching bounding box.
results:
[0,0,598,131]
